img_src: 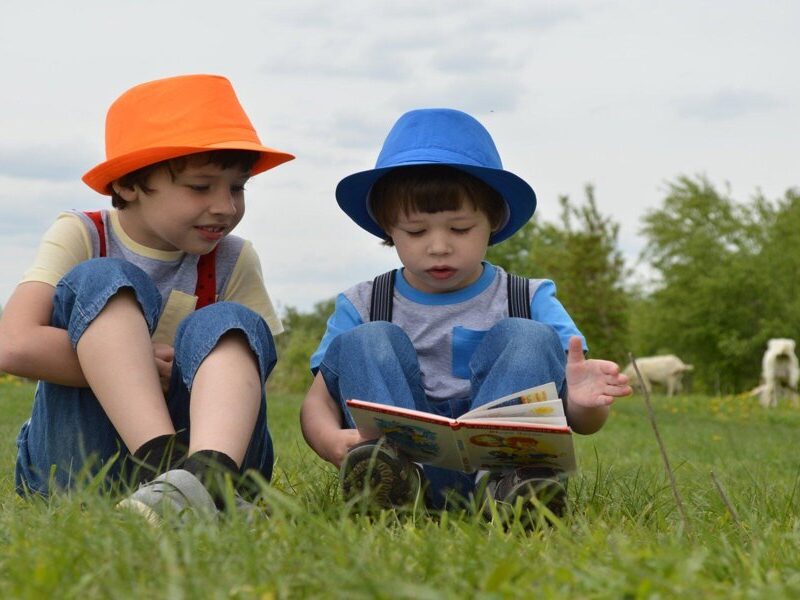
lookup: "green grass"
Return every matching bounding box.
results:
[1,376,799,598]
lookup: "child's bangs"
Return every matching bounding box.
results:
[111,150,262,209]
[397,181,467,219]
[170,150,261,175]
[370,165,506,235]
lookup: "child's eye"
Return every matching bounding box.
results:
[452,227,473,234]
[187,185,210,192]
[405,229,425,237]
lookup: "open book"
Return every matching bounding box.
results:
[346,382,576,474]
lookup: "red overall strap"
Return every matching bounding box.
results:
[194,248,218,309]
[82,210,217,309]
[84,210,107,257]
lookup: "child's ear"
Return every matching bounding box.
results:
[112,182,139,203]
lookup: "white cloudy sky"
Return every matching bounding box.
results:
[1,1,797,313]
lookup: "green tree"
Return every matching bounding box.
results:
[751,188,800,339]
[487,185,629,363]
[270,299,334,393]
[636,176,800,393]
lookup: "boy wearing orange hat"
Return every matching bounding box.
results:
[0,74,293,520]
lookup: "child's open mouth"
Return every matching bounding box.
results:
[427,267,456,280]
[195,226,225,241]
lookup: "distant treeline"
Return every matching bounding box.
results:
[270,175,800,396]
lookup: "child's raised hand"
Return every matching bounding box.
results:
[565,336,632,407]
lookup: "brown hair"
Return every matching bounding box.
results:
[369,165,506,246]
[111,149,261,209]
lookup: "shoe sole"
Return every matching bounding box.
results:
[503,478,567,518]
[116,497,164,526]
[340,444,419,508]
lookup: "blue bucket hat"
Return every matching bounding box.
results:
[335,108,536,245]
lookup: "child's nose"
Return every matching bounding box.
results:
[210,189,237,215]
[428,232,451,254]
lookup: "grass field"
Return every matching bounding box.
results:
[1,376,799,599]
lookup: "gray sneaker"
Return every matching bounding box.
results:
[117,469,218,524]
[228,492,270,522]
[340,439,424,509]
[480,467,567,525]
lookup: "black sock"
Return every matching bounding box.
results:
[130,434,186,486]
[183,450,240,509]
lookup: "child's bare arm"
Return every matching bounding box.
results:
[0,282,88,387]
[564,336,632,434]
[300,372,369,467]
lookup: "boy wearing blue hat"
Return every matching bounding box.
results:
[300,108,631,512]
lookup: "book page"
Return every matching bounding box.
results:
[454,420,576,473]
[471,416,566,425]
[347,400,470,470]
[460,382,560,419]
[463,398,565,423]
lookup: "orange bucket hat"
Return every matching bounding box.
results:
[82,74,294,194]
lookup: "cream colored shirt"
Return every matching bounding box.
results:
[22,210,283,343]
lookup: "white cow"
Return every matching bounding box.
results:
[759,338,799,408]
[623,355,694,397]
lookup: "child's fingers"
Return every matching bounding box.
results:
[593,359,621,375]
[606,383,633,398]
[603,371,628,385]
[567,336,584,363]
[582,394,614,407]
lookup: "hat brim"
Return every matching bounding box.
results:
[82,141,295,195]
[335,162,536,245]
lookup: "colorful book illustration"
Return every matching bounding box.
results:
[346,382,576,473]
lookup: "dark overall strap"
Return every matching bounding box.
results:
[369,269,531,321]
[84,210,107,257]
[369,270,396,322]
[506,273,531,319]
[83,210,217,309]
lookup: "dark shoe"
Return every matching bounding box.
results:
[340,439,424,509]
[480,467,567,525]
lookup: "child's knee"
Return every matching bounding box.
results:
[339,321,410,352]
[63,257,154,292]
[321,322,418,391]
[325,322,415,372]
[486,318,561,351]
[178,302,269,340]
[174,302,276,382]
[53,258,161,338]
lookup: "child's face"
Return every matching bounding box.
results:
[388,203,492,294]
[115,160,249,254]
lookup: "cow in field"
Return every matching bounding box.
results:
[759,338,799,408]
[623,355,694,397]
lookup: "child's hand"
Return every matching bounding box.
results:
[565,336,632,407]
[324,428,371,468]
[152,343,174,393]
